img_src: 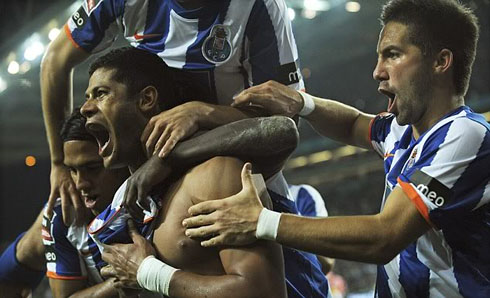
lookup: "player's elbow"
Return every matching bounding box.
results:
[270,116,299,154]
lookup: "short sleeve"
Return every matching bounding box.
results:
[243,0,304,90]
[65,0,125,53]
[369,112,397,157]
[397,118,490,229]
[42,204,86,280]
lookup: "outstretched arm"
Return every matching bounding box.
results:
[41,28,90,225]
[232,80,375,149]
[183,164,430,264]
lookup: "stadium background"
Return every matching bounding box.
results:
[0,0,488,296]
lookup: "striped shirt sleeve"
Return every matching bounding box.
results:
[369,112,396,157]
[398,118,490,228]
[65,0,125,53]
[243,0,304,90]
[43,204,86,280]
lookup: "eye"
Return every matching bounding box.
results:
[387,50,400,59]
[96,89,108,98]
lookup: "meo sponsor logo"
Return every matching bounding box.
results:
[416,183,445,207]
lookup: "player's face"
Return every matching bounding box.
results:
[81,68,146,169]
[373,22,434,126]
[63,140,128,216]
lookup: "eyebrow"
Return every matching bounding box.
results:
[379,45,403,55]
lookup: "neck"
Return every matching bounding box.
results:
[411,90,464,139]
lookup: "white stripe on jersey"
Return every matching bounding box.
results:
[416,109,479,188]
[416,230,462,298]
[161,10,199,68]
[384,255,407,298]
[475,181,490,210]
[125,0,150,44]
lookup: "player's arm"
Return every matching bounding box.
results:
[124,116,298,218]
[232,81,375,149]
[168,157,286,298]
[168,116,298,178]
[185,173,430,263]
[49,278,119,298]
[41,28,90,224]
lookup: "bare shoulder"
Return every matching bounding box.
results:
[181,156,244,204]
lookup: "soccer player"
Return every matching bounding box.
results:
[41,0,303,225]
[183,0,490,296]
[80,46,327,297]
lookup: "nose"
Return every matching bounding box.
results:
[373,59,388,82]
[75,172,92,193]
[81,98,97,119]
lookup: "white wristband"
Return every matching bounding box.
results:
[256,208,281,241]
[298,91,315,117]
[137,255,178,296]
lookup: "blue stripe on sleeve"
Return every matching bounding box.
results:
[244,0,281,85]
[398,243,430,298]
[71,0,125,52]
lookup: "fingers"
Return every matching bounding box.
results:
[184,223,219,239]
[240,162,254,191]
[232,92,268,108]
[200,235,226,248]
[100,265,116,278]
[153,125,172,156]
[182,213,217,228]
[145,123,164,158]
[141,117,156,152]
[158,131,180,158]
[187,200,223,217]
[68,184,84,226]
[127,219,144,243]
[60,185,74,226]
[46,188,58,219]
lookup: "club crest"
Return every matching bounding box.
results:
[202,25,232,64]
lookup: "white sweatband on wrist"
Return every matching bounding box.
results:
[298,91,315,117]
[137,255,178,296]
[256,208,281,241]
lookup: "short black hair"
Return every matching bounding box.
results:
[380,0,479,96]
[60,107,95,143]
[88,47,177,110]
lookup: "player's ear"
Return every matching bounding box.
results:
[433,48,453,74]
[138,85,159,113]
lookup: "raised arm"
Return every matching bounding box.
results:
[41,29,90,224]
[232,80,375,149]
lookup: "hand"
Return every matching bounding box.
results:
[46,163,84,225]
[123,155,172,220]
[183,163,263,247]
[101,219,156,288]
[231,80,304,117]
[141,101,207,158]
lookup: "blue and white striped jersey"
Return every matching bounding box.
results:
[66,0,304,104]
[369,106,490,297]
[42,188,162,297]
[42,199,104,284]
[289,184,328,217]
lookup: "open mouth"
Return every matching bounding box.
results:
[83,195,98,209]
[379,89,397,113]
[86,122,111,156]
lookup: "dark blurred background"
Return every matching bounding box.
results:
[0,0,489,296]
